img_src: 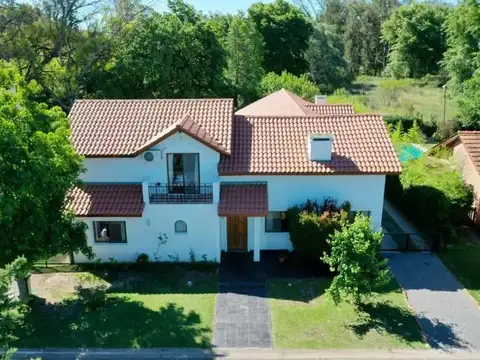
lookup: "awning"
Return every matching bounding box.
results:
[67,184,144,217]
[218,183,268,217]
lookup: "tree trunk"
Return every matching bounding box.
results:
[69,250,75,265]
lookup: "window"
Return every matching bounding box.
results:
[93,221,127,243]
[348,210,371,223]
[167,153,200,193]
[175,220,187,234]
[265,211,289,232]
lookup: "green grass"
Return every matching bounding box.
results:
[268,278,427,349]
[4,264,217,348]
[439,244,480,304]
[328,76,458,132]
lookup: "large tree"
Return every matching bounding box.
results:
[306,22,350,93]
[382,3,450,78]
[248,0,312,76]
[98,1,226,99]
[443,0,480,86]
[225,15,264,107]
[0,62,92,266]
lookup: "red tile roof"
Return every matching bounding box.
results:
[236,89,319,116]
[67,184,144,217]
[218,183,268,217]
[69,99,234,156]
[306,104,355,116]
[218,114,401,175]
[459,131,480,172]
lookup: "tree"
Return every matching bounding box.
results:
[261,71,318,101]
[443,0,480,86]
[382,3,450,78]
[306,22,351,93]
[248,0,312,76]
[322,215,390,305]
[457,70,480,129]
[98,2,226,99]
[0,62,92,266]
[225,15,264,107]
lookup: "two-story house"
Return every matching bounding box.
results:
[67,89,401,263]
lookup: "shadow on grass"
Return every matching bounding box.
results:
[351,302,466,350]
[8,295,211,349]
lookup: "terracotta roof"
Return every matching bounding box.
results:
[219,114,401,175]
[218,183,268,217]
[69,99,234,156]
[67,184,144,217]
[235,89,319,116]
[459,131,480,172]
[306,104,355,116]
[133,114,228,155]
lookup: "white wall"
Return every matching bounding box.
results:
[219,175,386,251]
[81,132,221,184]
[75,204,221,263]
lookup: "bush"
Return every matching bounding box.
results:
[322,215,390,305]
[136,253,149,266]
[287,199,350,265]
[261,71,319,101]
[5,257,29,280]
[384,115,436,138]
[74,284,108,311]
[386,157,475,242]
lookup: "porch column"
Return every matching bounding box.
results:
[142,180,150,205]
[253,217,262,262]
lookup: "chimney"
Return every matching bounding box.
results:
[308,134,333,161]
[315,95,327,105]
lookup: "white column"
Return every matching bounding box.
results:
[212,182,220,204]
[142,181,150,205]
[253,217,262,262]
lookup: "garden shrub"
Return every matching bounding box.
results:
[75,283,108,311]
[384,115,436,138]
[386,157,474,242]
[287,199,350,265]
[136,253,149,265]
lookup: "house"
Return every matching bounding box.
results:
[436,131,480,224]
[67,89,400,263]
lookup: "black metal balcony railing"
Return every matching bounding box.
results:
[148,183,213,204]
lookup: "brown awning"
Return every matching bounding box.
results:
[218,183,268,217]
[67,184,144,217]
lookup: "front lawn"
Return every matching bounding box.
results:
[439,243,480,304]
[3,263,217,348]
[268,278,427,349]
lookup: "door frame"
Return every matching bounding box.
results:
[227,216,248,252]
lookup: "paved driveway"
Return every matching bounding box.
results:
[386,252,480,351]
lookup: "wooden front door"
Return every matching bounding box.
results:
[227,216,248,251]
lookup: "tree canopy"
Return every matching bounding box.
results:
[261,71,319,101]
[0,62,92,266]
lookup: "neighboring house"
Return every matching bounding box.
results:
[437,131,480,224]
[67,89,400,263]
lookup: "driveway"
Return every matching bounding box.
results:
[386,252,480,351]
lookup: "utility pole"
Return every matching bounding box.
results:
[442,84,447,137]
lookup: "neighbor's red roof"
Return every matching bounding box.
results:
[67,184,144,217]
[218,114,401,175]
[218,183,268,217]
[459,131,480,172]
[69,99,234,156]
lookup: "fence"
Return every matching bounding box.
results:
[382,232,442,253]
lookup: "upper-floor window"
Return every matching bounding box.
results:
[265,211,289,232]
[167,153,199,194]
[93,221,127,243]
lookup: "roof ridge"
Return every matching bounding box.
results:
[73,98,234,102]
[238,113,382,119]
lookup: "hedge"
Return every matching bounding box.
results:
[384,115,436,138]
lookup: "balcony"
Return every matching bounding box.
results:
[148,183,213,204]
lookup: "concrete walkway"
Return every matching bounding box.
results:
[8,348,480,359]
[383,200,425,248]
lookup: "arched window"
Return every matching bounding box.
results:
[175,220,187,234]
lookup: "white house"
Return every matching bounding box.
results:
[67,89,401,263]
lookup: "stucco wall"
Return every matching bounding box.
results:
[75,203,221,263]
[219,174,386,251]
[453,142,480,223]
[81,132,221,184]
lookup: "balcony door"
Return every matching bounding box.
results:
[167,153,200,194]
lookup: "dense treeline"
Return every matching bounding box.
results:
[1,0,480,128]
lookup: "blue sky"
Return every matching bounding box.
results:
[155,0,275,14]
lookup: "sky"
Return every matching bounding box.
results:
[155,0,275,14]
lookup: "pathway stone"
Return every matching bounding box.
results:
[386,252,480,351]
[213,284,272,348]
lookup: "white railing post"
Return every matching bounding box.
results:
[212,182,220,204]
